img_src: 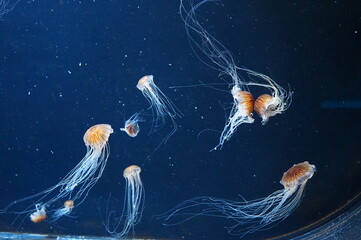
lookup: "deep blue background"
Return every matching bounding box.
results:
[0,0,361,239]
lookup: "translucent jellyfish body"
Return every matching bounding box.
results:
[137,75,182,146]
[103,165,145,238]
[244,69,292,125]
[1,124,113,223]
[120,112,144,137]
[30,204,46,223]
[161,161,315,238]
[51,200,75,222]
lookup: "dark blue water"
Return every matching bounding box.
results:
[0,1,360,239]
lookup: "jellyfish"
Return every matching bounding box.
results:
[30,204,46,223]
[213,88,254,150]
[179,0,291,148]
[103,165,145,238]
[1,124,113,223]
[120,112,144,137]
[0,0,20,19]
[137,75,182,146]
[244,68,292,125]
[160,161,315,238]
[51,200,75,222]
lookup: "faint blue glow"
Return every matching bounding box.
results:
[320,101,361,109]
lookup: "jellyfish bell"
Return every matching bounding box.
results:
[281,161,316,190]
[122,122,139,137]
[84,124,113,149]
[30,204,46,223]
[120,112,144,138]
[254,94,283,125]
[137,75,153,91]
[64,200,74,210]
[123,165,141,178]
[254,94,274,121]
[161,161,316,238]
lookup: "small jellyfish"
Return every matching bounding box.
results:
[160,161,315,238]
[30,204,46,223]
[51,200,75,222]
[64,200,74,209]
[103,165,145,238]
[137,75,182,148]
[214,87,254,150]
[120,112,144,137]
[254,94,280,124]
[244,69,292,125]
[1,124,113,223]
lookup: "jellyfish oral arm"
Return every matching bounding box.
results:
[213,99,254,151]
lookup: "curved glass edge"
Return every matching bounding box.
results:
[270,192,361,240]
[0,232,157,240]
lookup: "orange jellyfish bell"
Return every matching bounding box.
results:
[30,204,47,223]
[254,94,282,125]
[64,200,74,209]
[137,75,153,91]
[123,165,141,178]
[124,122,140,137]
[30,212,46,223]
[280,161,316,189]
[235,90,254,117]
[83,124,113,149]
